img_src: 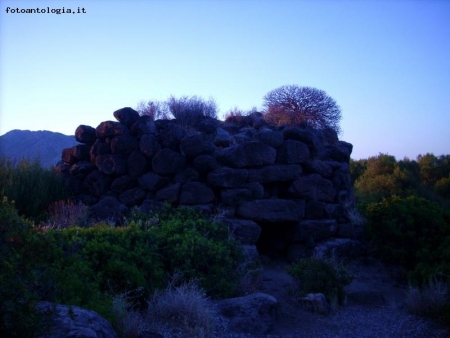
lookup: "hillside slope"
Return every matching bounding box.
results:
[0,129,79,168]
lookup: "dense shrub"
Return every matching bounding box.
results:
[0,158,70,221]
[45,224,165,308]
[166,95,218,128]
[0,195,52,337]
[288,257,352,305]
[151,206,243,298]
[365,195,450,284]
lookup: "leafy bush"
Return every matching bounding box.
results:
[365,195,450,284]
[0,195,54,337]
[45,223,165,304]
[288,257,352,305]
[0,158,70,221]
[151,206,243,298]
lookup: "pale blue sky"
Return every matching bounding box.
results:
[1,0,449,160]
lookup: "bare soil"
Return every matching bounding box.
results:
[251,255,449,338]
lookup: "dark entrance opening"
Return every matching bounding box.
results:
[256,221,297,259]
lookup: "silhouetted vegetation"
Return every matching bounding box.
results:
[0,158,70,221]
[136,95,218,127]
[352,152,450,327]
[263,85,342,134]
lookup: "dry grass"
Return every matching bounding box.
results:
[147,276,217,338]
[112,291,144,338]
[45,199,89,229]
[405,278,450,317]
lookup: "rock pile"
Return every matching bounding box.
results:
[57,107,358,260]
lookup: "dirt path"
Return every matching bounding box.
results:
[253,256,449,338]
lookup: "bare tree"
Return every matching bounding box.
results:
[136,100,168,120]
[263,85,342,134]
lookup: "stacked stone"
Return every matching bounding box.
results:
[57,107,357,261]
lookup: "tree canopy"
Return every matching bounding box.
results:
[263,85,342,134]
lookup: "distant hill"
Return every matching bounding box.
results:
[0,130,80,168]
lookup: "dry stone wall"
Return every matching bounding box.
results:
[57,107,358,260]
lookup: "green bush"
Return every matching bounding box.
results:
[45,224,165,308]
[0,202,244,336]
[288,257,352,304]
[151,206,243,298]
[365,195,450,284]
[0,195,53,337]
[0,158,70,221]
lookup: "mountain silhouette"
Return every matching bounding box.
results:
[0,130,80,168]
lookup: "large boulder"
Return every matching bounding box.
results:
[282,126,324,154]
[179,133,215,158]
[89,195,127,223]
[221,188,252,206]
[276,140,310,164]
[222,219,261,245]
[138,172,168,191]
[217,293,278,335]
[289,174,336,202]
[237,199,304,222]
[110,135,138,155]
[213,127,232,147]
[139,134,161,159]
[179,182,215,205]
[113,107,140,128]
[216,141,276,168]
[36,301,117,338]
[62,147,79,165]
[119,187,146,207]
[69,161,96,176]
[155,183,181,203]
[247,164,302,183]
[174,167,200,183]
[110,175,137,193]
[71,145,91,161]
[127,151,149,179]
[207,167,248,187]
[95,121,129,139]
[157,123,186,150]
[294,219,338,242]
[95,154,127,176]
[253,129,283,148]
[192,154,218,172]
[152,149,187,175]
[75,125,97,146]
[130,115,157,137]
[322,141,353,162]
[89,139,111,162]
[84,170,112,197]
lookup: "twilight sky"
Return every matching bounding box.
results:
[1,0,449,160]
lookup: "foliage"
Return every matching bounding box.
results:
[45,224,165,306]
[45,199,89,229]
[151,206,243,298]
[288,257,352,304]
[365,195,450,285]
[263,85,342,134]
[0,158,70,221]
[405,278,450,321]
[136,99,168,120]
[0,195,52,337]
[166,95,218,127]
[148,277,217,337]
